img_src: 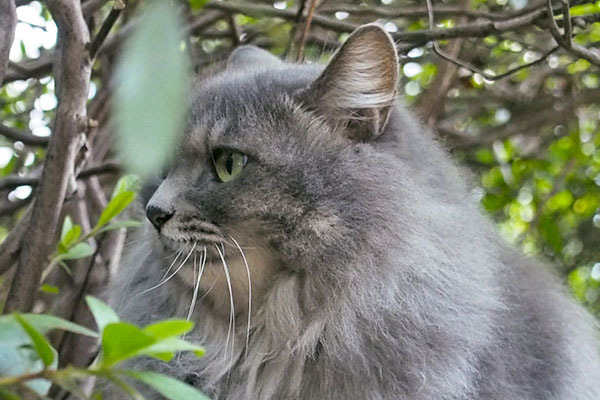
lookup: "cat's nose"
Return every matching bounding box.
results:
[146,205,174,231]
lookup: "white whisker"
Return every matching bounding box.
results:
[215,243,235,363]
[230,236,252,357]
[187,246,207,321]
[159,247,185,282]
[139,243,197,295]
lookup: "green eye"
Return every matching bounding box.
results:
[214,150,248,182]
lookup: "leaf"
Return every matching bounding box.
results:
[100,321,204,367]
[60,215,73,241]
[61,224,82,250]
[0,313,98,338]
[40,284,60,294]
[95,191,136,229]
[55,242,94,261]
[122,371,211,400]
[14,314,54,367]
[98,219,143,234]
[100,322,156,367]
[113,1,189,178]
[111,174,142,199]
[85,296,120,333]
[143,320,194,339]
[141,337,204,359]
[189,0,209,9]
[569,2,600,17]
[0,389,20,400]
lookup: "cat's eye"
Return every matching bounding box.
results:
[214,150,248,182]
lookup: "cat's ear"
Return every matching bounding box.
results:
[227,45,283,71]
[304,24,398,141]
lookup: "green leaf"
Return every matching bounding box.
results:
[99,321,204,367]
[122,371,211,400]
[111,174,142,199]
[569,2,600,17]
[100,322,157,367]
[0,389,20,400]
[95,191,136,229]
[143,320,194,339]
[61,224,82,250]
[98,219,143,233]
[14,314,55,367]
[141,337,205,359]
[40,284,60,294]
[86,296,120,333]
[0,313,98,338]
[113,1,189,178]
[189,0,209,9]
[60,215,73,241]
[55,242,94,261]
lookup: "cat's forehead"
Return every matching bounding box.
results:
[182,66,320,151]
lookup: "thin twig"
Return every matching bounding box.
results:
[424,0,559,80]
[561,0,572,48]
[546,0,600,67]
[89,1,125,59]
[0,161,121,191]
[295,0,319,62]
[0,122,50,146]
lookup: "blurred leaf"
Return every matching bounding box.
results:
[0,389,20,400]
[539,215,564,254]
[98,219,143,233]
[0,313,97,340]
[40,284,60,294]
[143,320,194,339]
[189,0,209,9]
[55,242,94,261]
[85,296,120,333]
[95,191,136,229]
[111,174,142,199]
[124,371,210,400]
[113,1,189,178]
[569,2,600,17]
[14,314,54,367]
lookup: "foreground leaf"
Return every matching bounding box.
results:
[85,296,120,333]
[113,1,189,178]
[14,314,55,367]
[123,371,210,400]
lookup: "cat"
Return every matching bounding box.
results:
[111,24,600,399]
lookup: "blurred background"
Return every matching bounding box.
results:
[0,0,599,369]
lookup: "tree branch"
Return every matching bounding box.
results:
[0,0,17,85]
[4,0,92,313]
[0,122,50,146]
[89,1,125,59]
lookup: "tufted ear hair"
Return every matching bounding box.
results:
[227,45,283,71]
[302,24,399,141]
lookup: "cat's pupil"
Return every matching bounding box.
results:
[225,154,234,175]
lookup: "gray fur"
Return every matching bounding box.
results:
[110,25,600,399]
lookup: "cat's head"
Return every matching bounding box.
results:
[142,24,400,305]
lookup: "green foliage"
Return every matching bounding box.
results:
[113,1,190,179]
[0,297,207,399]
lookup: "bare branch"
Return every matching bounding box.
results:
[424,0,559,80]
[4,0,92,313]
[89,1,125,59]
[0,0,17,85]
[546,0,600,67]
[295,0,319,62]
[0,122,50,146]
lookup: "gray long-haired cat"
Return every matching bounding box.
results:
[112,24,600,399]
